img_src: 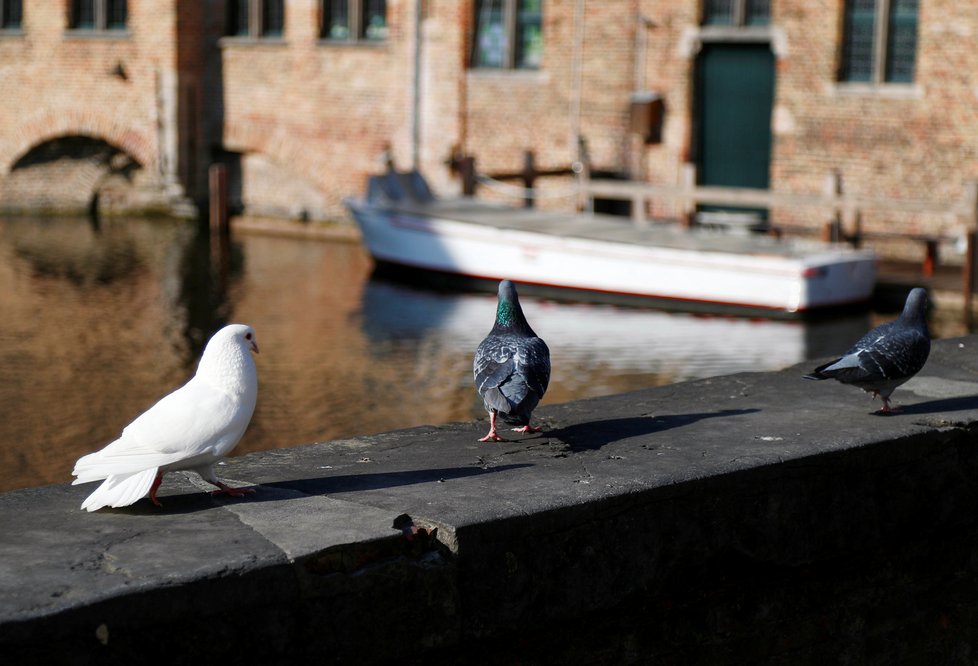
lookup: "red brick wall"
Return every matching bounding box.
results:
[219,0,416,219]
[3,0,978,245]
[0,1,176,174]
[764,0,978,251]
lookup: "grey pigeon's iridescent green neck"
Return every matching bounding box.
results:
[495,298,518,327]
[493,280,536,336]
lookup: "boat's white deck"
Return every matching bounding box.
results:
[377,197,868,261]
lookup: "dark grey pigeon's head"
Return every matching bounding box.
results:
[493,280,535,336]
[901,288,929,326]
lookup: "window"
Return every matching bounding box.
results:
[69,0,127,31]
[263,0,284,37]
[1,0,22,29]
[840,0,918,83]
[702,0,769,26]
[473,0,542,69]
[225,0,284,38]
[320,1,387,42]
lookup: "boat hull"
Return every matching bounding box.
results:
[347,199,877,315]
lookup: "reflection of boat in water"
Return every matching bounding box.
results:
[360,278,871,383]
[345,170,878,318]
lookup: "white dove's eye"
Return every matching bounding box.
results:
[245,332,253,340]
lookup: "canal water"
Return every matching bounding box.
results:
[0,215,909,493]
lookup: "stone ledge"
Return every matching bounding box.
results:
[3,336,978,664]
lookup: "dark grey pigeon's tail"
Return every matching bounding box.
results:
[803,367,832,381]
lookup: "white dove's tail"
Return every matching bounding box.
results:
[79,467,159,512]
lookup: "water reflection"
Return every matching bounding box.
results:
[0,215,882,493]
[361,278,871,394]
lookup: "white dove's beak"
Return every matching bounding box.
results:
[251,340,260,354]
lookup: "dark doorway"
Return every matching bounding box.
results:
[694,42,776,220]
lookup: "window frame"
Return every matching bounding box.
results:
[701,0,770,28]
[839,0,918,85]
[319,0,388,43]
[471,0,543,71]
[224,0,285,40]
[68,0,127,33]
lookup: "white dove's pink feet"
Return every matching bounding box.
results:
[209,482,255,497]
[149,471,164,507]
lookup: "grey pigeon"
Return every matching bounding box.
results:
[474,280,551,441]
[804,288,930,413]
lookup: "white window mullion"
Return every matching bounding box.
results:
[734,0,747,27]
[504,0,517,68]
[872,0,890,83]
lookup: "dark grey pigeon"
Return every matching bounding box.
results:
[804,287,930,413]
[474,280,551,442]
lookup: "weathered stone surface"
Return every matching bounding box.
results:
[3,336,978,664]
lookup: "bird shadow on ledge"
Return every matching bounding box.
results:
[548,408,760,452]
[883,394,978,416]
[133,463,534,514]
[258,463,533,498]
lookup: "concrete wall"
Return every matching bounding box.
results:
[4,335,978,663]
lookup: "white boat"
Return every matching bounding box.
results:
[345,170,877,316]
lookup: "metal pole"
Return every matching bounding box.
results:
[568,0,585,161]
[964,230,976,328]
[411,0,423,170]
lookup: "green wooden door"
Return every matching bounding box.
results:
[696,43,775,193]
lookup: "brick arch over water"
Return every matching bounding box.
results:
[3,110,156,175]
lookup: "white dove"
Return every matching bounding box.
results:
[72,324,260,512]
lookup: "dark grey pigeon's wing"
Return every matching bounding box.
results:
[808,320,930,388]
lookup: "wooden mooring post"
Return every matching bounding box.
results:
[962,182,978,327]
[208,163,231,289]
[964,231,977,327]
[209,163,229,237]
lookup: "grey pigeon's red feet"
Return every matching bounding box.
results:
[877,398,902,414]
[479,410,509,442]
[512,425,543,434]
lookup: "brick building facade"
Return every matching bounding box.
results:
[0,1,974,247]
